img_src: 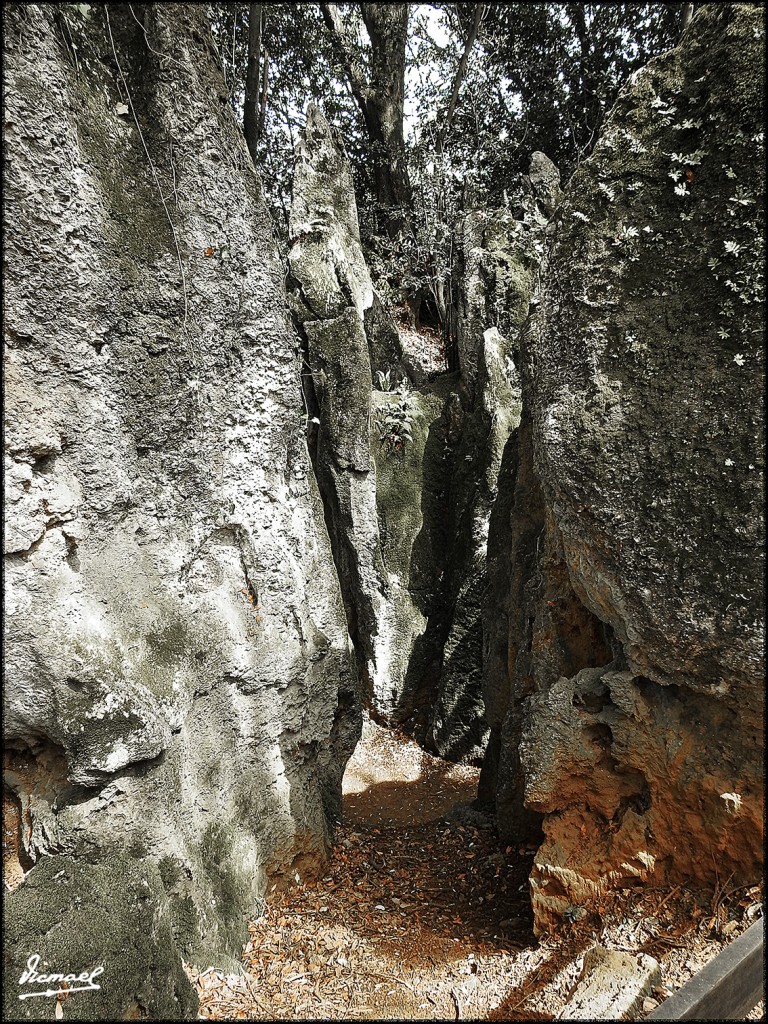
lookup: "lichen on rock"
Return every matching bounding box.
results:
[486,2,765,933]
[3,5,360,1015]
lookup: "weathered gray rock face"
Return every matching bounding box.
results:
[289,120,555,755]
[454,158,560,387]
[423,334,520,761]
[426,163,559,763]
[486,4,765,932]
[370,377,457,720]
[288,104,427,719]
[4,5,360,1017]
[290,105,477,730]
[289,105,374,325]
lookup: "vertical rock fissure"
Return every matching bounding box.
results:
[288,103,562,768]
[292,300,364,679]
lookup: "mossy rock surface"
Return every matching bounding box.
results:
[507,3,765,930]
[4,2,359,993]
[4,855,197,1020]
[532,2,764,690]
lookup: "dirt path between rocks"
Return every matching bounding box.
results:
[186,720,763,1021]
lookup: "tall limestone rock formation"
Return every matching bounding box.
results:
[288,103,447,720]
[3,6,360,1018]
[288,106,559,759]
[424,161,561,762]
[484,3,765,932]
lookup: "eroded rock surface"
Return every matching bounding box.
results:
[455,159,560,388]
[288,103,429,719]
[556,945,660,1021]
[485,3,765,932]
[289,119,556,753]
[424,331,521,761]
[4,6,360,1017]
[426,160,559,763]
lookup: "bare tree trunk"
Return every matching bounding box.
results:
[360,3,411,233]
[444,3,485,131]
[258,44,269,138]
[244,3,261,163]
[321,2,412,236]
[320,3,369,115]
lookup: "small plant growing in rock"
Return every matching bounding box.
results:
[376,369,392,392]
[377,380,413,455]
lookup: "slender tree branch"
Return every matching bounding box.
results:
[444,2,485,130]
[320,2,370,119]
[244,3,261,162]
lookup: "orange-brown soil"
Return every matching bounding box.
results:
[187,720,764,1020]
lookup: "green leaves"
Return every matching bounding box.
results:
[376,382,413,456]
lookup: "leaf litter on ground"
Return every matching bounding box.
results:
[185,719,764,1021]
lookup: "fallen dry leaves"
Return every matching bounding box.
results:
[183,721,763,1021]
[187,721,541,1020]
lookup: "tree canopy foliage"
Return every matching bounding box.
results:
[210,3,366,227]
[420,4,684,197]
[209,2,691,315]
